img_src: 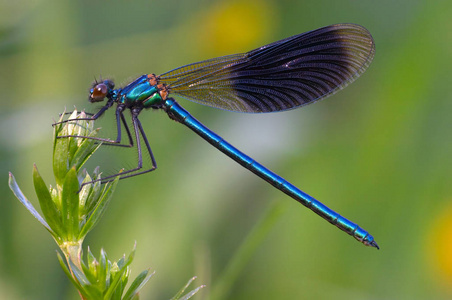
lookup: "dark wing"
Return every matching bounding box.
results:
[159,23,375,113]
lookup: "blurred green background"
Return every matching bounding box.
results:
[1,0,451,299]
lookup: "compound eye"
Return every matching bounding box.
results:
[90,83,109,102]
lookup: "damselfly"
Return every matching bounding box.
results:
[57,24,378,248]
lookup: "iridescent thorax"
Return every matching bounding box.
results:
[114,74,168,108]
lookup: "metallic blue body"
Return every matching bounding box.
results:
[164,99,377,247]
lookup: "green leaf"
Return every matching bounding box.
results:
[32,164,63,237]
[57,252,92,299]
[84,285,103,300]
[85,179,102,215]
[52,110,66,163]
[81,256,98,285]
[8,172,55,236]
[74,111,94,140]
[53,117,71,187]
[103,253,134,300]
[67,114,83,163]
[116,256,125,269]
[104,245,136,299]
[67,255,91,286]
[170,277,195,300]
[68,253,104,299]
[70,129,101,173]
[110,266,130,300]
[87,246,98,276]
[123,270,155,300]
[53,110,100,187]
[171,277,205,300]
[126,242,137,264]
[79,177,119,238]
[49,185,59,208]
[82,171,102,215]
[178,285,205,300]
[79,172,92,208]
[61,167,81,240]
[99,248,109,291]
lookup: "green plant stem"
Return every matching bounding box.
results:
[61,240,83,270]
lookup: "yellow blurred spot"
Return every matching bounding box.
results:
[196,0,278,56]
[427,203,452,287]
